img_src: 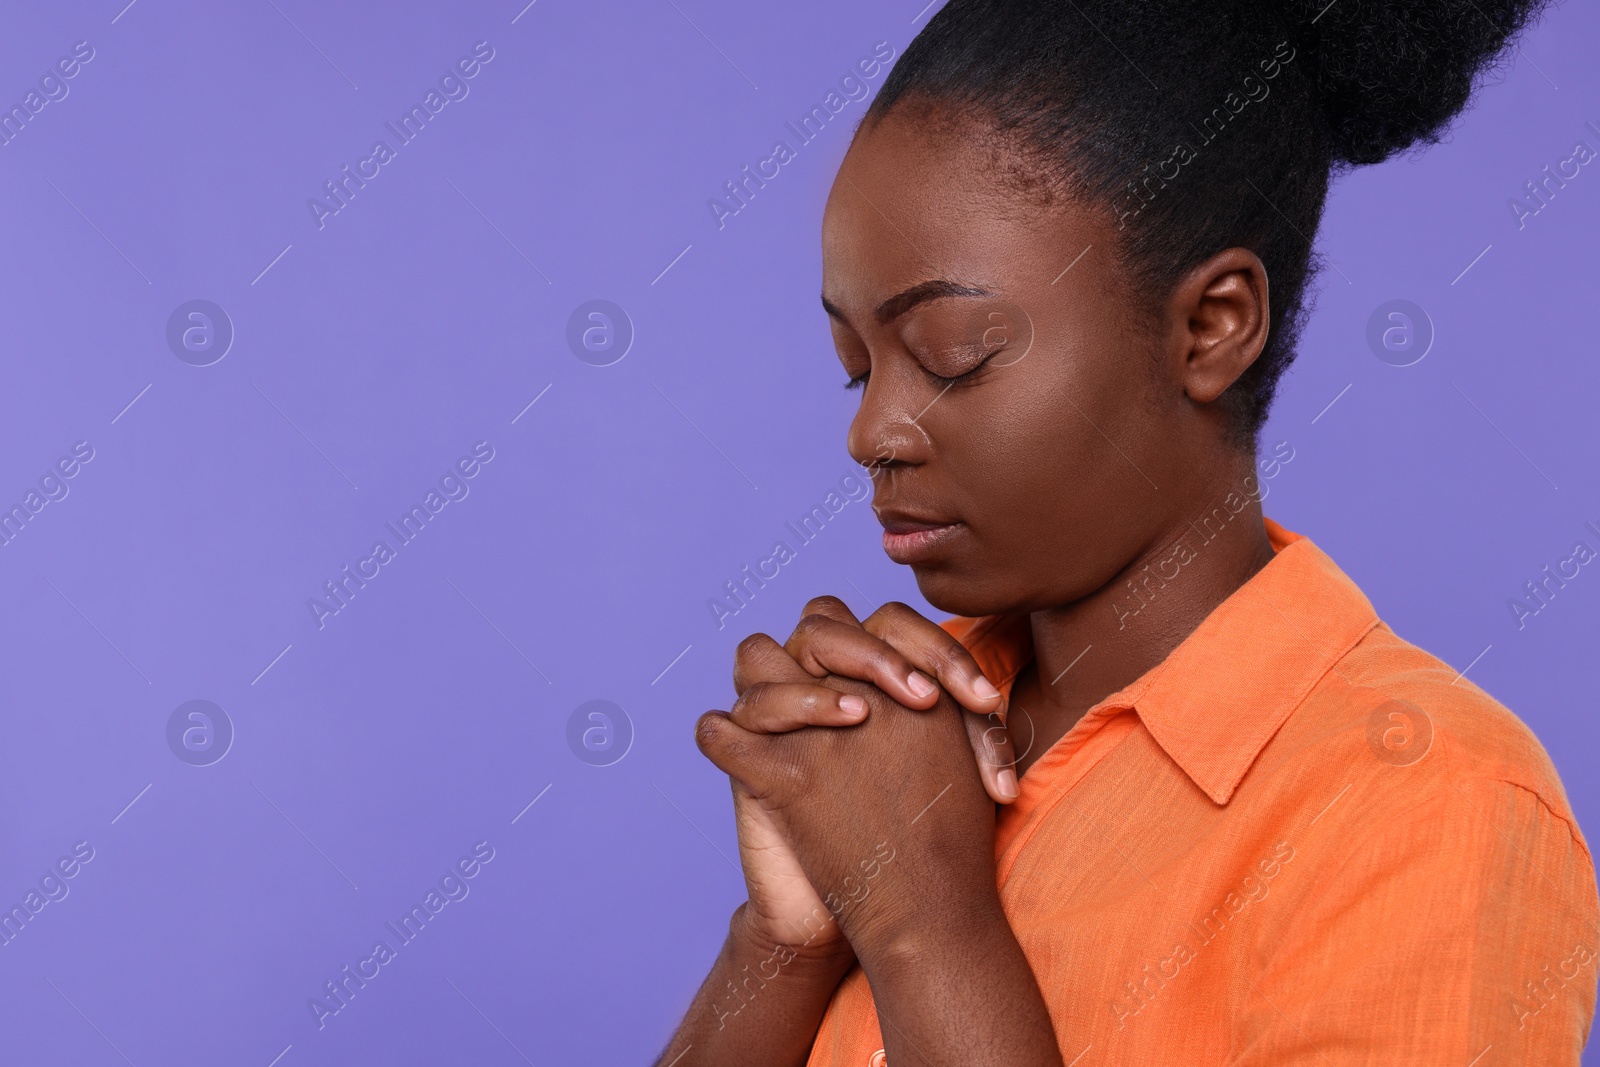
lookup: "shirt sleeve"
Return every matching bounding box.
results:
[1228,776,1599,1067]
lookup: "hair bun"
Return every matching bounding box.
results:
[1285,0,1550,166]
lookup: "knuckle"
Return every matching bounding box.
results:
[735,632,773,660]
[979,728,1010,766]
[793,613,831,640]
[735,681,775,716]
[864,643,903,676]
[694,711,726,754]
[984,722,1013,750]
[802,594,848,617]
[877,600,917,621]
[865,601,920,642]
[927,641,969,678]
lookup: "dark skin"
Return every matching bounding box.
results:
[659,103,1277,1065]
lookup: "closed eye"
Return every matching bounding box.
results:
[926,348,997,386]
[845,352,995,391]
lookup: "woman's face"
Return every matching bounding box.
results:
[822,107,1204,618]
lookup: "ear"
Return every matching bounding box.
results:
[1166,247,1270,404]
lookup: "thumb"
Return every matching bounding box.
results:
[964,710,1020,803]
[695,710,772,793]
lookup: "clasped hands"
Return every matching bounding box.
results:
[696,596,1021,968]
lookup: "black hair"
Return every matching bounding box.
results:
[866,0,1550,447]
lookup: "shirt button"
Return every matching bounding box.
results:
[868,1051,887,1067]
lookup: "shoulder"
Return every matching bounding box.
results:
[1295,619,1587,858]
[1244,627,1598,1065]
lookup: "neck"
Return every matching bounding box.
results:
[1023,490,1277,727]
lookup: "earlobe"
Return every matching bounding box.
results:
[1177,249,1269,405]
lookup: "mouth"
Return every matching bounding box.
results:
[878,516,964,564]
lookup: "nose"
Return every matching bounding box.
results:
[846,365,931,480]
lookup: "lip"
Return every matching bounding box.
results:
[877,511,964,564]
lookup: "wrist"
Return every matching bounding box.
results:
[730,902,856,975]
[850,894,1062,1067]
[849,883,1010,973]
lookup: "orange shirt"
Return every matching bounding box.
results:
[808,519,1599,1066]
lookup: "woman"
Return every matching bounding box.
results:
[661,0,1597,1063]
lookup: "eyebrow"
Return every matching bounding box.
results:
[820,279,992,327]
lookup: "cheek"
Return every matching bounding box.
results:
[951,330,1148,504]
[931,336,1164,592]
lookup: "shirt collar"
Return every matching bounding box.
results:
[944,519,1381,805]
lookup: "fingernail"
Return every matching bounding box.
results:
[997,768,1020,800]
[972,675,1001,702]
[839,694,867,718]
[906,672,937,698]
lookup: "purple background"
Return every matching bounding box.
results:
[0,1,1596,1064]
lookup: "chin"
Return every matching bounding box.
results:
[911,564,1021,620]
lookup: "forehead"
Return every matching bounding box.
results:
[821,108,1094,312]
